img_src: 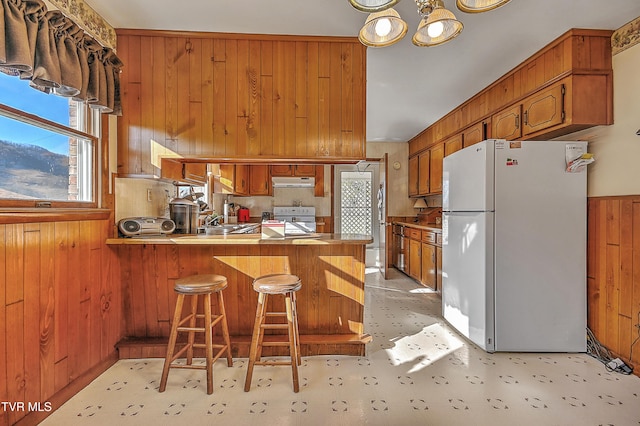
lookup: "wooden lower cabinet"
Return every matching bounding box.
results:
[408,238,421,281]
[421,242,436,290]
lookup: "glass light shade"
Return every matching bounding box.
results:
[412,7,463,47]
[349,0,400,13]
[359,9,408,47]
[456,0,512,13]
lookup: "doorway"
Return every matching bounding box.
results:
[334,162,383,269]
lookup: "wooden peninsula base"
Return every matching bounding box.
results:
[107,234,373,358]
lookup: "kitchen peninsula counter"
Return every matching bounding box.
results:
[107,233,373,358]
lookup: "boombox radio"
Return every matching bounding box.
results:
[118,217,176,237]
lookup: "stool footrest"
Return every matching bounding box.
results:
[259,341,291,347]
[255,360,293,366]
[260,324,289,330]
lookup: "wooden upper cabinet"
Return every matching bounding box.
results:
[160,159,207,184]
[444,133,463,157]
[492,104,522,141]
[408,155,419,197]
[116,31,366,175]
[429,143,444,194]
[418,151,430,196]
[521,81,564,136]
[183,163,208,184]
[462,121,485,148]
[248,165,271,196]
[270,164,316,177]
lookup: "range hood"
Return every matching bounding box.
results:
[271,176,315,188]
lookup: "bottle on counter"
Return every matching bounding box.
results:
[223,199,229,223]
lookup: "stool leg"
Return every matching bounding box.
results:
[291,291,302,366]
[255,294,269,361]
[203,293,214,394]
[217,291,234,367]
[285,292,300,393]
[159,294,185,392]
[244,292,267,392]
[186,294,199,365]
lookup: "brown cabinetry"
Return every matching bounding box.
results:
[492,80,565,140]
[429,143,444,194]
[418,151,430,195]
[408,156,419,197]
[248,165,271,196]
[270,164,316,177]
[462,121,486,148]
[407,29,612,183]
[116,30,366,176]
[161,158,208,184]
[397,224,442,291]
[444,133,463,157]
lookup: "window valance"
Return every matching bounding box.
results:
[0,0,122,115]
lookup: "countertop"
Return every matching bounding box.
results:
[106,233,373,245]
[394,222,442,233]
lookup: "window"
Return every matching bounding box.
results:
[0,72,100,206]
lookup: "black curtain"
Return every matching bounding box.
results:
[0,0,122,115]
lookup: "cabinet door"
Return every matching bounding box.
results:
[183,163,208,184]
[249,165,271,196]
[421,243,436,290]
[314,165,324,197]
[234,165,249,195]
[429,143,444,194]
[408,238,421,281]
[463,121,484,148]
[418,151,430,196]
[218,164,235,194]
[294,165,316,176]
[492,104,522,140]
[270,165,293,176]
[444,134,463,157]
[522,83,564,136]
[408,156,419,197]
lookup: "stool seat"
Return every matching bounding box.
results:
[175,274,228,294]
[159,273,233,395]
[252,273,301,294]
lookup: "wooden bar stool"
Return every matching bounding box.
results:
[244,273,302,392]
[159,274,233,395]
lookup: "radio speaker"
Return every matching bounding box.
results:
[118,217,176,237]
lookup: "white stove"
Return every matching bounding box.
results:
[273,206,317,234]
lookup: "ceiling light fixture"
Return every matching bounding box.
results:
[358,8,408,47]
[351,0,511,48]
[456,0,512,13]
[349,0,400,13]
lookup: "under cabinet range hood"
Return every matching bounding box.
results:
[271,176,315,188]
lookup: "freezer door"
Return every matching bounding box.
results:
[442,211,495,351]
[443,139,495,212]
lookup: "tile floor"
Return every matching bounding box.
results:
[42,269,640,425]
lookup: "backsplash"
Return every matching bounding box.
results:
[114,178,176,222]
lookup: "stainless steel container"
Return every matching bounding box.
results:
[169,198,199,234]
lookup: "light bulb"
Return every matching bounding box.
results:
[375,18,392,37]
[427,21,444,38]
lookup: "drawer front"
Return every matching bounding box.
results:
[422,231,436,244]
[406,228,421,240]
[436,233,443,246]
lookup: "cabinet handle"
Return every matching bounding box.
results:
[515,114,520,129]
[523,110,528,125]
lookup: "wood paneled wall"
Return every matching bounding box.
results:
[117,30,366,175]
[0,219,121,426]
[588,196,640,373]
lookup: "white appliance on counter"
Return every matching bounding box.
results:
[273,206,317,234]
[442,139,587,353]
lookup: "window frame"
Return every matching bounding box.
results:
[0,102,100,209]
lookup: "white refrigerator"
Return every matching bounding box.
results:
[442,139,587,352]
